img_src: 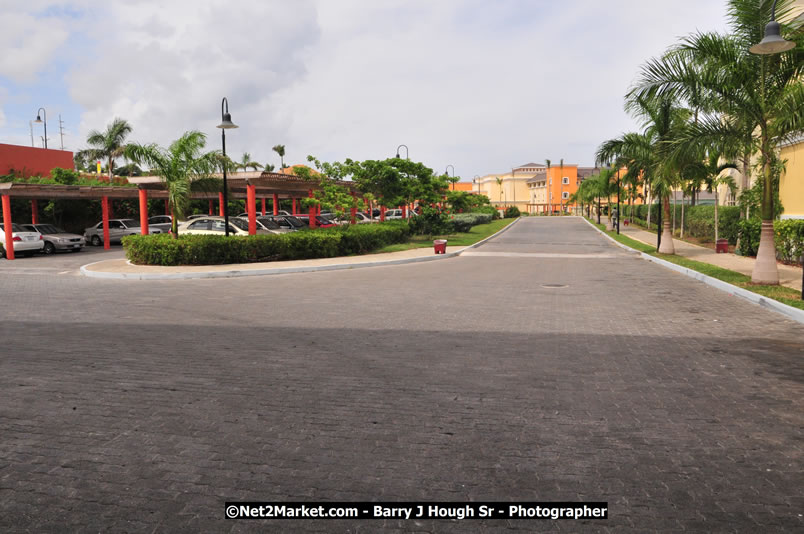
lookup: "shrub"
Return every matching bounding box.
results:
[448,213,492,233]
[469,205,500,219]
[123,222,411,265]
[774,219,804,264]
[407,206,451,235]
[504,206,520,218]
[736,218,762,256]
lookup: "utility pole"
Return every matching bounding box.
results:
[59,115,66,150]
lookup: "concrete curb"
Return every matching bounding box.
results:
[80,218,521,281]
[582,217,804,325]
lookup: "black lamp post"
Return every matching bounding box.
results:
[445,165,455,190]
[749,0,796,55]
[216,97,238,236]
[396,144,409,159]
[34,108,47,149]
[616,168,621,235]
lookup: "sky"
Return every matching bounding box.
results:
[0,0,731,179]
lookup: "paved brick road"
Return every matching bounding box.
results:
[1,217,802,532]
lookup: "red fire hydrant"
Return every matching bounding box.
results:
[433,239,447,254]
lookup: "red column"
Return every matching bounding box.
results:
[101,196,111,250]
[209,199,214,215]
[261,198,266,216]
[219,192,225,217]
[2,194,14,260]
[31,200,39,224]
[292,198,297,216]
[164,198,169,215]
[380,206,386,222]
[138,189,149,235]
[308,189,316,228]
[350,192,357,224]
[402,205,407,219]
[247,184,257,235]
[273,193,279,215]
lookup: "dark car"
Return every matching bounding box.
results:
[21,224,85,254]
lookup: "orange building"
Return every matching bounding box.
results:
[0,143,74,177]
[449,182,476,193]
[527,164,580,214]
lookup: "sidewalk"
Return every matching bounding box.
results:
[619,224,802,291]
[81,245,464,280]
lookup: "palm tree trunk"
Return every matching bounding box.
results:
[658,195,675,254]
[714,190,719,242]
[672,191,676,235]
[646,186,652,228]
[752,141,779,284]
[605,195,613,231]
[680,194,685,239]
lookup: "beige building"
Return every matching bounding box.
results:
[475,162,545,212]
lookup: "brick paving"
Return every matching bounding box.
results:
[1,216,802,533]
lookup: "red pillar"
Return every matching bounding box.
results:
[292,198,297,216]
[31,200,39,224]
[138,189,149,235]
[273,193,279,215]
[380,206,386,222]
[219,192,225,217]
[261,198,266,216]
[247,184,257,235]
[209,199,214,215]
[350,192,357,224]
[164,198,169,215]
[2,194,14,260]
[308,189,316,228]
[101,196,111,250]
[402,205,407,219]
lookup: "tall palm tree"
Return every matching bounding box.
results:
[629,0,804,283]
[272,144,286,169]
[238,152,263,172]
[125,131,221,235]
[495,176,504,206]
[686,153,738,242]
[264,163,276,172]
[79,118,133,180]
[545,159,551,215]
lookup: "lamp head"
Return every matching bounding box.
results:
[750,21,796,55]
[34,115,43,123]
[217,112,238,129]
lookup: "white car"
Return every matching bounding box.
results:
[0,223,45,258]
[179,216,277,235]
[383,209,416,220]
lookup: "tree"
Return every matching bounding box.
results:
[78,118,133,180]
[264,163,275,172]
[629,0,804,282]
[125,131,221,235]
[545,159,551,215]
[686,153,738,242]
[238,152,263,172]
[272,144,286,169]
[495,177,503,206]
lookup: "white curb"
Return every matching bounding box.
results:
[80,218,521,281]
[582,218,804,325]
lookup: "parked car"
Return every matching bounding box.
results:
[256,216,294,233]
[0,223,44,257]
[178,216,274,236]
[295,215,338,228]
[148,215,173,233]
[233,217,282,234]
[20,224,85,254]
[84,218,162,246]
[328,212,376,224]
[258,215,306,231]
[186,214,210,221]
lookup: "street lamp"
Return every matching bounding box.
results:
[446,164,455,190]
[616,167,620,235]
[34,108,47,149]
[216,97,238,237]
[749,0,796,55]
[396,144,409,159]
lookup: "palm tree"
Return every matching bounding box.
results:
[272,144,286,169]
[79,118,133,180]
[495,177,504,206]
[686,153,738,242]
[238,152,263,172]
[629,0,804,282]
[125,131,221,235]
[545,159,551,215]
[264,163,276,172]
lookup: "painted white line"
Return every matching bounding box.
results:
[582,217,804,325]
[461,251,616,259]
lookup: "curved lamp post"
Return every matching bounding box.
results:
[34,108,47,149]
[445,165,455,190]
[395,144,409,159]
[216,97,238,236]
[749,0,796,55]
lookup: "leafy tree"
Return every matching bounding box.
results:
[238,152,263,172]
[78,117,133,180]
[264,163,275,172]
[125,131,221,235]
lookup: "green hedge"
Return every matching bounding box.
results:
[736,219,804,262]
[123,222,412,265]
[450,213,493,233]
[630,204,741,244]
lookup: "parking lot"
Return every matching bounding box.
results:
[0,245,125,274]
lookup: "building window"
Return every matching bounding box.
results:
[562,177,569,185]
[562,192,569,199]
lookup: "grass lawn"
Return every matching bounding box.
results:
[587,218,804,311]
[374,218,516,253]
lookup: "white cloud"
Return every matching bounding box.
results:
[0,5,70,83]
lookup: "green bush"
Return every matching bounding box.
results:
[774,219,804,263]
[407,207,451,235]
[469,205,500,219]
[449,213,493,233]
[631,204,741,244]
[124,222,411,265]
[504,206,521,218]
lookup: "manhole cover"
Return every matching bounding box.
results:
[541,284,568,288]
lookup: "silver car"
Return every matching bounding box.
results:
[84,218,162,246]
[21,224,85,254]
[148,215,174,234]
